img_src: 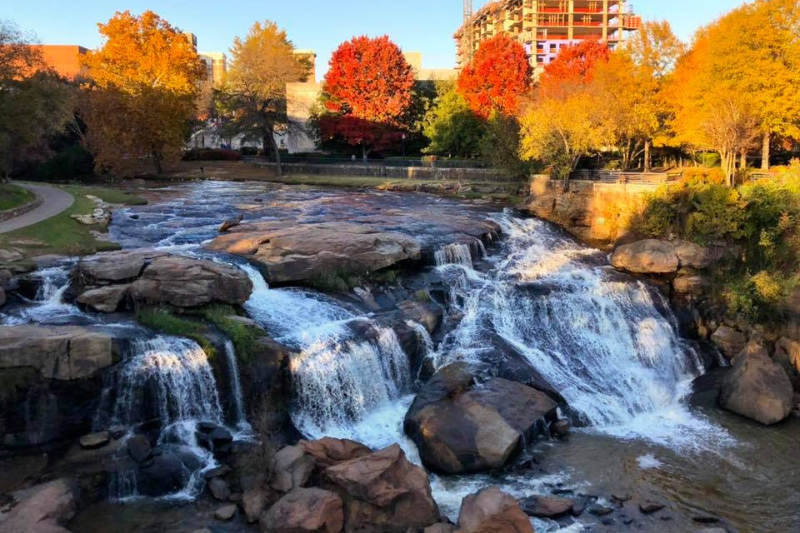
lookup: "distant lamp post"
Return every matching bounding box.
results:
[402,134,407,158]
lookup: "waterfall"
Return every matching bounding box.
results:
[223,339,251,433]
[436,212,731,450]
[240,263,411,439]
[434,243,474,267]
[107,336,224,499]
[21,266,84,323]
[405,320,434,358]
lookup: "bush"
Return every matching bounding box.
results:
[198,305,260,364]
[182,148,242,161]
[35,145,95,181]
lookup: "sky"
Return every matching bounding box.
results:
[5,0,745,82]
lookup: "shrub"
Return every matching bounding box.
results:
[199,305,260,364]
[35,145,95,181]
[136,307,217,358]
[308,270,362,293]
[182,148,242,161]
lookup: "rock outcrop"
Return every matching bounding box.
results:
[261,487,344,533]
[71,251,253,311]
[719,342,794,425]
[0,325,116,380]
[711,326,748,360]
[324,444,440,533]
[207,222,422,284]
[271,445,314,493]
[299,437,372,468]
[404,363,558,474]
[0,479,79,533]
[611,239,680,274]
[456,487,534,533]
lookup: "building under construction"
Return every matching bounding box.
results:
[456,0,641,74]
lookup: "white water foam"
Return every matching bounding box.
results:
[223,340,252,434]
[434,243,474,267]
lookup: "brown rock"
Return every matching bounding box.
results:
[456,487,533,533]
[76,284,130,313]
[208,477,231,501]
[0,286,5,307]
[719,342,793,425]
[324,444,439,533]
[711,325,747,359]
[0,248,24,263]
[0,479,78,533]
[261,487,343,533]
[74,250,165,286]
[129,256,252,307]
[519,495,574,518]
[0,325,115,380]
[673,271,709,296]
[214,504,237,521]
[774,337,800,390]
[425,525,456,533]
[398,300,443,334]
[243,487,272,523]
[219,214,243,233]
[611,240,679,274]
[404,364,558,474]
[271,445,314,493]
[639,500,665,514]
[299,437,372,468]
[207,221,422,284]
[79,431,110,450]
[674,241,711,269]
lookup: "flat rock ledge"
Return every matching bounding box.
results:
[0,325,116,380]
[206,221,422,284]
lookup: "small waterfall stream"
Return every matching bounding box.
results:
[223,340,251,433]
[240,264,411,439]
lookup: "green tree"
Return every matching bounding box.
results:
[480,111,528,179]
[0,20,74,181]
[422,84,484,158]
[224,21,309,174]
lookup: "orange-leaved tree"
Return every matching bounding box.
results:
[317,35,415,160]
[539,40,609,98]
[80,11,202,175]
[456,34,531,119]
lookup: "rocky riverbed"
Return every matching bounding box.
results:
[0,181,798,533]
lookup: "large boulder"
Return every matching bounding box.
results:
[129,255,252,307]
[261,487,344,533]
[519,495,574,518]
[207,221,422,284]
[299,437,372,468]
[673,240,712,269]
[0,325,115,380]
[76,284,130,313]
[711,325,747,359]
[719,342,794,425]
[271,445,315,493]
[324,444,439,533]
[0,479,79,533]
[456,487,534,533]
[404,364,558,474]
[611,239,679,274]
[73,249,166,286]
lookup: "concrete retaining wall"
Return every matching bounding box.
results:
[255,162,512,182]
[0,195,43,223]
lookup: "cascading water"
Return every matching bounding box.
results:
[435,212,732,450]
[20,266,85,323]
[223,340,251,433]
[240,264,411,440]
[434,242,474,267]
[106,336,224,500]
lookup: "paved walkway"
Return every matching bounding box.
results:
[0,183,75,234]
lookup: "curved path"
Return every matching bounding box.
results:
[0,183,75,234]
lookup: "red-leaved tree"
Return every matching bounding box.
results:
[319,35,415,158]
[456,34,532,119]
[539,40,610,97]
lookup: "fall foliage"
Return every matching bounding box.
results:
[223,20,308,174]
[317,35,415,158]
[456,34,531,119]
[80,11,202,175]
[538,40,609,98]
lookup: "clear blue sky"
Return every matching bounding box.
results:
[6,0,745,82]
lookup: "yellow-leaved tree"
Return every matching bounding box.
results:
[80,11,202,175]
[669,0,800,175]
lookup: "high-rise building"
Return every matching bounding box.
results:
[199,52,227,88]
[30,45,89,80]
[455,0,641,75]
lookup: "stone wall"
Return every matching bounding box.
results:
[256,162,511,182]
[521,176,660,246]
[0,195,43,223]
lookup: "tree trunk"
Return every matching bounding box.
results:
[362,143,368,163]
[263,133,282,176]
[761,131,770,171]
[152,150,163,175]
[644,139,652,173]
[740,150,747,171]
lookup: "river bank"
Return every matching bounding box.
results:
[1,181,797,533]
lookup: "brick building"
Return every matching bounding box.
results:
[33,45,89,80]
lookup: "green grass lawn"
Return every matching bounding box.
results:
[0,184,36,211]
[0,184,147,259]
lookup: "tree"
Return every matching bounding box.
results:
[80,11,201,176]
[520,92,607,188]
[224,21,308,175]
[539,40,609,98]
[317,35,415,160]
[669,0,800,171]
[480,111,529,179]
[0,20,74,182]
[701,93,760,187]
[422,83,484,158]
[456,34,531,119]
